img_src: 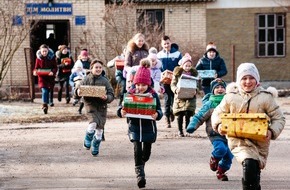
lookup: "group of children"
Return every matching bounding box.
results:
[34,35,285,189]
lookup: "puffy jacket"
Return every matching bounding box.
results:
[211,84,285,169]
[157,43,182,72]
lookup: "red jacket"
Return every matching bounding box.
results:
[34,49,57,89]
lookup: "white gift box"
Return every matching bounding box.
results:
[198,70,216,78]
[177,74,199,99]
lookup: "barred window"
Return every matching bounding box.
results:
[257,14,285,57]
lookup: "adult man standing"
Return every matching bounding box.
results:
[157,35,182,128]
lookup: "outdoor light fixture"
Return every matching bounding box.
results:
[48,0,53,7]
[169,6,173,13]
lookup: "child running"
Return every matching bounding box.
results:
[75,59,114,156]
[211,63,285,189]
[117,60,163,188]
[171,53,198,137]
[187,78,233,181]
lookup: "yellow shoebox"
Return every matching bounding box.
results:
[220,113,269,141]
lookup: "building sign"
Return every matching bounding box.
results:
[75,16,86,25]
[26,3,73,15]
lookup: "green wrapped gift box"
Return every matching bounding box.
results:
[123,93,156,116]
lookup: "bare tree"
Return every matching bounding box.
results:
[0,0,37,87]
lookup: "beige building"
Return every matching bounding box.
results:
[1,0,290,99]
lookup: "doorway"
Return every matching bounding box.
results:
[30,20,70,84]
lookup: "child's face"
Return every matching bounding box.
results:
[182,62,192,72]
[213,85,226,95]
[91,62,103,76]
[40,48,48,56]
[240,75,257,92]
[135,36,145,48]
[151,58,157,67]
[62,48,68,54]
[135,83,149,94]
[81,56,88,61]
[161,39,171,52]
[207,50,216,59]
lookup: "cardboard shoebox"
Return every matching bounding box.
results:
[37,69,51,76]
[176,74,199,99]
[79,85,106,98]
[123,93,156,119]
[160,70,173,85]
[61,58,72,65]
[197,70,216,78]
[220,113,269,142]
[115,59,125,70]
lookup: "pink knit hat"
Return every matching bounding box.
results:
[178,53,192,65]
[133,65,151,86]
[80,50,88,57]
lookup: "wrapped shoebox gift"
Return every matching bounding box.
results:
[115,59,125,70]
[79,85,106,98]
[177,74,199,99]
[220,113,269,142]
[160,70,173,85]
[61,58,72,65]
[197,70,216,78]
[123,93,156,119]
[37,69,51,76]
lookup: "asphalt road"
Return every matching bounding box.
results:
[1,107,290,190]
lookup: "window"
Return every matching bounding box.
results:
[257,14,285,57]
[137,9,164,34]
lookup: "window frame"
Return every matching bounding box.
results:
[256,13,285,58]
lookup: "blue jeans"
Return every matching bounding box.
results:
[212,140,233,171]
[41,88,49,104]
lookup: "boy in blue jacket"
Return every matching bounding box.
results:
[187,78,233,181]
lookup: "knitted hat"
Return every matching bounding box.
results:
[210,78,227,93]
[80,50,88,57]
[206,42,217,53]
[178,53,192,65]
[149,47,158,54]
[236,63,260,84]
[74,60,83,69]
[133,63,151,86]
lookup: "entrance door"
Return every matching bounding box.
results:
[30,20,70,84]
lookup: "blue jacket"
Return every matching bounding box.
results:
[196,51,227,87]
[157,43,182,72]
[186,93,227,143]
[117,88,163,143]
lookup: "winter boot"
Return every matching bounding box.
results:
[135,165,146,188]
[84,131,95,150]
[242,158,261,190]
[58,90,62,102]
[165,116,171,128]
[78,102,84,114]
[177,115,184,137]
[91,136,101,156]
[42,104,48,114]
[102,130,105,141]
[210,156,220,171]
[66,97,71,104]
[216,166,228,181]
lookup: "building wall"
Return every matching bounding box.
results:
[206,7,290,82]
[2,0,105,87]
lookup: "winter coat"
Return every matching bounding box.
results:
[124,41,148,67]
[150,59,162,83]
[211,83,285,169]
[34,49,57,89]
[74,73,115,129]
[72,59,91,74]
[157,43,182,72]
[117,87,163,143]
[187,93,227,143]
[171,66,198,115]
[196,51,227,87]
[56,51,74,81]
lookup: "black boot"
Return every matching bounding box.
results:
[165,116,171,128]
[42,104,48,114]
[78,102,84,114]
[58,90,62,102]
[242,158,261,190]
[177,115,184,137]
[135,165,146,188]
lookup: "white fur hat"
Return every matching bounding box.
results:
[236,63,260,84]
